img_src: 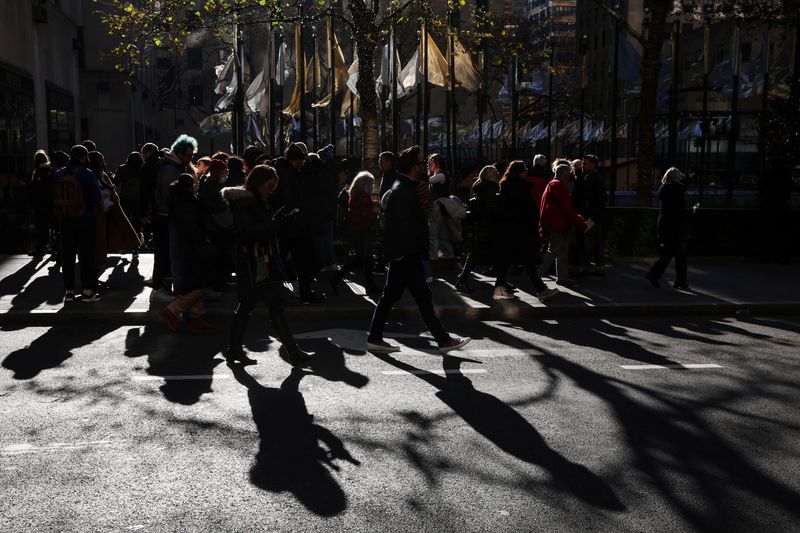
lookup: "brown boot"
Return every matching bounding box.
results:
[190,316,216,333]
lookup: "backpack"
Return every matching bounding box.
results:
[53,168,85,219]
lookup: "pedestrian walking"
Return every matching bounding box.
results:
[29,150,54,256]
[366,145,471,354]
[493,161,559,301]
[455,165,501,294]
[152,135,197,296]
[223,165,312,366]
[378,151,398,199]
[114,152,145,249]
[578,154,607,275]
[646,167,690,289]
[332,171,381,294]
[199,159,234,291]
[53,145,102,303]
[538,164,591,287]
[159,174,216,333]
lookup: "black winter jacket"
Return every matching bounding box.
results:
[382,173,429,261]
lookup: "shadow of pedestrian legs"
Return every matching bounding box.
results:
[230,365,360,517]
[373,353,625,511]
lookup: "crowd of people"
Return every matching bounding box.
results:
[21,134,695,363]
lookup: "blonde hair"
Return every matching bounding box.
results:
[478,165,499,182]
[348,171,375,196]
[662,167,684,185]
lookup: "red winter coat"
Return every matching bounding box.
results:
[525,176,549,214]
[346,192,379,236]
[539,179,588,238]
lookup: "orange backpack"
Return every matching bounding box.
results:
[53,168,86,219]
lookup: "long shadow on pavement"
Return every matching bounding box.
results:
[1,323,118,380]
[372,352,625,511]
[229,364,360,517]
[124,324,225,405]
[480,319,800,532]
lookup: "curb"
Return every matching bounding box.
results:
[1,301,798,327]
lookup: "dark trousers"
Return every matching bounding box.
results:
[152,214,171,289]
[457,254,479,284]
[495,262,546,292]
[61,218,97,293]
[342,231,375,287]
[228,285,288,349]
[368,255,449,345]
[120,198,141,237]
[648,242,687,285]
[34,208,51,252]
[208,230,234,287]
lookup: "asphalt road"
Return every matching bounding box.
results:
[1,315,799,533]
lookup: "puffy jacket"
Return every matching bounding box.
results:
[540,179,588,238]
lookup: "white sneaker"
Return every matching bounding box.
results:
[439,337,472,354]
[492,287,515,300]
[537,287,559,302]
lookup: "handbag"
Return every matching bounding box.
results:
[246,241,285,285]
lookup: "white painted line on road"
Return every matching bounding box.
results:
[381,369,488,376]
[132,375,231,381]
[2,440,115,456]
[620,363,723,370]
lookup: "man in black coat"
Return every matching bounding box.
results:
[378,151,398,200]
[366,145,471,355]
[579,154,607,274]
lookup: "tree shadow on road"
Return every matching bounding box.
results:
[479,319,800,531]
[372,352,625,511]
[229,364,360,517]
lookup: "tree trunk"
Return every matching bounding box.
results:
[636,2,669,206]
[350,2,380,174]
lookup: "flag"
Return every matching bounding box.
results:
[312,28,349,108]
[398,49,420,99]
[497,75,510,103]
[424,31,450,88]
[199,112,232,135]
[454,41,481,93]
[214,53,234,95]
[617,36,641,89]
[275,41,288,86]
[346,52,359,96]
[283,24,314,117]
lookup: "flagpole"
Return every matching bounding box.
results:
[579,34,588,156]
[268,26,276,155]
[546,32,555,162]
[328,6,336,153]
[416,26,422,147]
[610,14,620,207]
[422,22,429,155]
[298,22,307,145]
[510,51,518,160]
[349,43,355,155]
[234,22,245,153]
[477,49,484,162]
[448,8,458,183]
[313,28,319,151]
[699,16,710,203]
[668,19,680,163]
[757,24,771,185]
[277,30,285,155]
[726,20,740,204]
[390,13,399,155]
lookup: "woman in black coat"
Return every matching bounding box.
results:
[646,167,690,289]
[455,165,501,293]
[223,165,312,366]
[160,174,215,333]
[492,161,557,301]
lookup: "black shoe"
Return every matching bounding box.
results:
[645,273,661,288]
[300,291,326,304]
[63,292,76,304]
[279,346,313,367]
[673,283,691,291]
[224,347,258,365]
[455,280,474,294]
[504,282,517,292]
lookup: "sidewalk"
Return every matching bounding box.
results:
[0,254,798,326]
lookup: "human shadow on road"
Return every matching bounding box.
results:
[304,338,369,389]
[372,352,625,510]
[1,324,117,379]
[229,364,360,517]
[124,324,225,405]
